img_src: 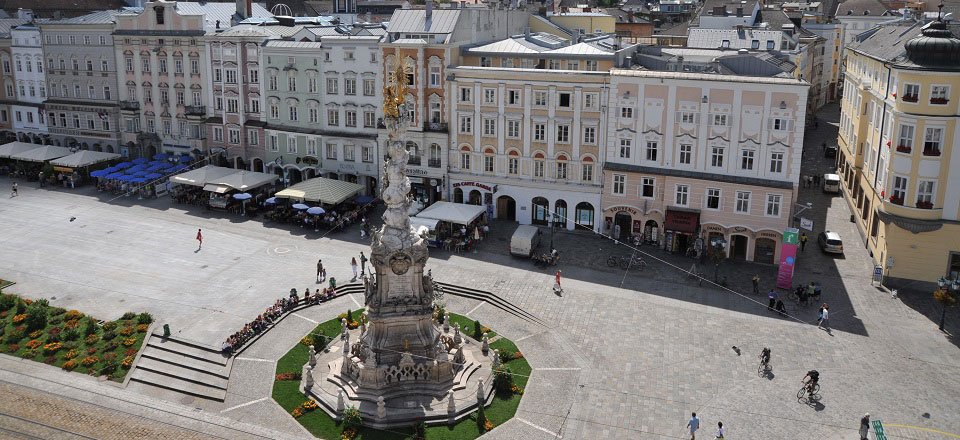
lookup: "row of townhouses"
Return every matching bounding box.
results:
[3,0,952,276]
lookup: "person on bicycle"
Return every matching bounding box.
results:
[802,370,819,394]
[760,347,771,366]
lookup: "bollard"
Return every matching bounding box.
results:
[162,324,171,338]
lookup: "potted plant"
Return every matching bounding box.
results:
[930,97,950,105]
[923,148,941,157]
[896,145,912,153]
[916,200,934,209]
[889,195,904,205]
[902,94,918,102]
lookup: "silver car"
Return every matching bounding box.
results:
[818,231,844,254]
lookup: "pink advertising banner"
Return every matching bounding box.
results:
[776,228,799,289]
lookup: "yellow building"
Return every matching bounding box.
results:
[837,16,960,284]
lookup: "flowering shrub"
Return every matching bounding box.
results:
[48,327,61,338]
[118,326,135,336]
[64,349,78,360]
[25,339,42,349]
[291,408,303,418]
[300,336,314,347]
[12,314,26,324]
[122,355,135,369]
[62,360,77,371]
[301,400,318,411]
[42,342,62,353]
[124,348,138,357]
[102,321,117,331]
[342,406,362,428]
[0,311,7,318]
[7,344,19,353]
[85,334,100,345]
[136,324,149,333]
[511,384,525,395]
[44,356,57,365]
[28,330,43,339]
[275,372,302,381]
[122,337,137,347]
[80,356,98,366]
[64,319,80,330]
[103,352,117,362]
[484,419,495,432]
[513,351,524,360]
[64,310,83,320]
[340,427,358,440]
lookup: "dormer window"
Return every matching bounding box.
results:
[154,6,164,25]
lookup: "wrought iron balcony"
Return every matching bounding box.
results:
[119,100,140,111]
[423,122,448,133]
[428,158,442,168]
[185,105,206,116]
[407,156,422,166]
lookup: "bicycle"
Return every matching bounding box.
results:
[797,382,820,401]
[758,357,771,376]
[608,254,646,270]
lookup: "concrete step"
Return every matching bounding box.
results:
[129,368,228,401]
[135,357,229,390]
[146,336,229,367]
[139,349,230,379]
[437,282,547,326]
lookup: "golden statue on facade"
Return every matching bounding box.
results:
[383,59,409,121]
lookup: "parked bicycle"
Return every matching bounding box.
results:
[607,253,647,270]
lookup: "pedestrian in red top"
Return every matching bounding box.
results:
[196,228,203,250]
[553,270,563,295]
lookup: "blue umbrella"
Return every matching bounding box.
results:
[153,153,169,161]
[144,173,163,179]
[105,172,124,179]
[233,193,253,201]
[116,175,135,182]
[355,195,375,204]
[132,158,148,164]
[114,162,132,169]
[307,206,326,215]
[129,177,148,183]
[292,203,309,211]
[264,197,278,205]
[170,164,188,172]
[178,155,191,164]
[90,170,106,177]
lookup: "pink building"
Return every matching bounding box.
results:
[601,69,808,264]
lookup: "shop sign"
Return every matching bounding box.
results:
[776,227,800,289]
[453,181,492,191]
[733,226,749,233]
[606,206,639,215]
[703,225,724,232]
[408,168,429,176]
[666,209,700,233]
[758,232,779,238]
[300,156,319,166]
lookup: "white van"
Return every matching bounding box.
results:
[822,173,841,194]
[510,225,542,257]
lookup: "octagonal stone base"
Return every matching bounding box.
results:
[302,326,496,429]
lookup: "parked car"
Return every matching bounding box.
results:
[822,173,841,194]
[818,231,844,254]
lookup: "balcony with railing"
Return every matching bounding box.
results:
[423,121,448,133]
[428,158,441,168]
[119,100,140,111]
[185,105,206,117]
[407,155,421,166]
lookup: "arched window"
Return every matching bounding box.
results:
[533,152,545,178]
[429,143,441,167]
[532,197,549,225]
[459,145,472,170]
[554,200,567,228]
[574,202,595,230]
[555,153,568,180]
[581,155,595,182]
[507,149,520,175]
[483,147,495,173]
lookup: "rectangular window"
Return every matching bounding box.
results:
[675,185,689,206]
[269,134,278,151]
[483,89,496,104]
[584,93,598,110]
[507,90,520,105]
[364,111,376,128]
[362,146,372,162]
[706,188,721,210]
[735,191,751,213]
[482,118,495,136]
[621,107,633,118]
[460,152,471,170]
[740,149,755,170]
[507,120,520,138]
[556,124,570,143]
[712,114,727,126]
[269,105,279,119]
[363,79,375,96]
[892,175,908,203]
[429,66,440,86]
[619,139,632,158]
[509,157,519,175]
[558,92,571,108]
[227,98,239,114]
[679,144,692,165]
[308,107,318,123]
[192,91,201,105]
[226,69,237,84]
[158,58,166,74]
[326,78,338,94]
[586,60,598,71]
[583,126,596,144]
[345,110,357,127]
[88,85,96,99]
[924,127,942,154]
[287,137,298,154]
[213,127,224,141]
[711,147,724,167]
[327,109,339,126]
[645,141,658,161]
[680,112,696,124]
[174,59,182,74]
[917,180,935,205]
[534,160,544,178]
[765,194,782,217]
[248,129,259,145]
[228,129,240,144]
[770,152,784,173]
[612,174,626,195]
[484,155,494,173]
[250,99,259,114]
[640,177,655,198]
[903,83,920,101]
[176,90,184,106]
[344,78,356,95]
[287,76,296,92]
[459,115,472,134]
[533,123,545,141]
[141,58,150,72]
[190,59,199,75]
[931,85,949,103]
[556,162,567,179]
[343,144,355,161]
[534,91,547,106]
[459,87,472,102]
[582,163,593,182]
[898,124,914,151]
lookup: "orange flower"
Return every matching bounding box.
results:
[42,342,62,353]
[62,360,77,371]
[121,356,135,368]
[136,324,149,333]
[291,408,303,418]
[25,339,42,349]
[80,356,98,366]
[122,337,137,347]
[64,349,78,360]
[12,314,26,324]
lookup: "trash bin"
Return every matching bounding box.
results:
[850,214,855,223]
[162,324,171,337]
[329,277,336,289]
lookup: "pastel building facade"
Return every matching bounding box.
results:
[10,23,47,143]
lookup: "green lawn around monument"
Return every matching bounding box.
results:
[272,312,529,439]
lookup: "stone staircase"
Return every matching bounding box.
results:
[129,334,231,401]
[437,282,548,327]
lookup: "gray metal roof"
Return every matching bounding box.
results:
[173,2,272,32]
[385,8,461,34]
[835,0,892,17]
[45,9,125,25]
[0,18,28,37]
[264,40,324,48]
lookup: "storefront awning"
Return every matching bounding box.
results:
[411,216,440,231]
[202,184,231,194]
[208,170,277,192]
[416,201,486,225]
[169,165,237,187]
[50,150,121,168]
[8,145,73,162]
[0,141,41,159]
[274,177,364,205]
[665,209,700,234]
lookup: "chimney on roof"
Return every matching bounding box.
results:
[236,0,252,20]
[366,11,372,22]
[713,6,726,16]
[736,7,743,16]
[427,0,433,19]
[461,1,467,9]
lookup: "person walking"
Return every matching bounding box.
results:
[38,171,44,188]
[686,412,700,440]
[752,274,760,294]
[553,270,562,295]
[714,421,725,439]
[799,232,808,251]
[818,304,830,330]
[196,228,203,250]
[359,252,368,276]
[316,259,324,283]
[10,181,18,197]
[351,257,358,280]
[859,414,870,440]
[768,289,778,311]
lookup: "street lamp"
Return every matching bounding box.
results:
[794,201,813,228]
[550,212,559,250]
[935,277,959,331]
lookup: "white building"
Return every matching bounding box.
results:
[10,22,47,143]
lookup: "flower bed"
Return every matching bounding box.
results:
[271,311,529,440]
[0,291,150,382]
